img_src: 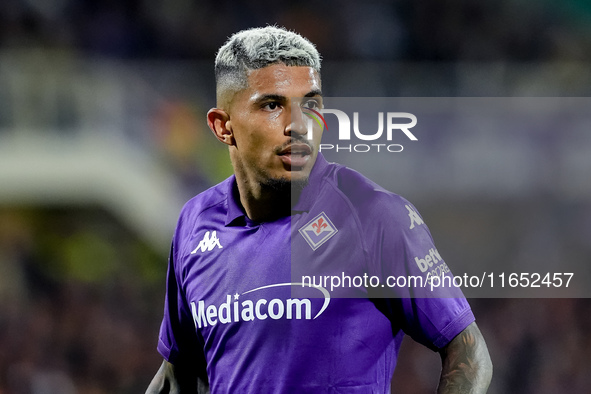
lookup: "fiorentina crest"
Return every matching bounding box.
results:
[299,212,338,250]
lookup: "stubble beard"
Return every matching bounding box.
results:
[261,171,310,210]
[263,174,309,194]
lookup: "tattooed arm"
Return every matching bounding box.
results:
[437,322,493,394]
[146,360,209,394]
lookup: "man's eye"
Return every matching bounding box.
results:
[264,102,279,110]
[302,100,321,110]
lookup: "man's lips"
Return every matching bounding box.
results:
[278,144,313,168]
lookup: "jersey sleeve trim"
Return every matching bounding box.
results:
[431,308,475,349]
[157,337,175,362]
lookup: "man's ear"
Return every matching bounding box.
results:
[207,108,234,146]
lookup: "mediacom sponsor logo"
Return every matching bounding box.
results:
[190,282,330,329]
[305,109,417,153]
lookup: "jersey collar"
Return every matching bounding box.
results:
[225,176,247,226]
[291,153,330,213]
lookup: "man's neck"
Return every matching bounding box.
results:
[234,177,306,223]
[235,182,288,223]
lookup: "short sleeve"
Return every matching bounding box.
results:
[157,242,204,364]
[366,195,475,350]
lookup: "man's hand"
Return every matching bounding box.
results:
[146,360,209,394]
[437,322,493,393]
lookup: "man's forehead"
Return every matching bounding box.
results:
[245,64,321,97]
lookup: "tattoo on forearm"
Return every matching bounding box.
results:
[438,323,492,394]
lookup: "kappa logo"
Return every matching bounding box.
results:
[405,204,424,229]
[191,230,223,254]
[299,212,338,250]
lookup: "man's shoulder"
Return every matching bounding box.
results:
[314,161,424,250]
[323,161,413,216]
[178,176,233,222]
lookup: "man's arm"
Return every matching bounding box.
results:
[146,360,210,394]
[437,322,493,394]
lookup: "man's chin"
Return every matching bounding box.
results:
[291,176,309,193]
[264,174,309,193]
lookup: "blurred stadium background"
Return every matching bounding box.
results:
[1,0,591,393]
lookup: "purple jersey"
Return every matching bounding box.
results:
[158,154,474,393]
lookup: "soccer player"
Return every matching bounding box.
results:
[146,26,492,393]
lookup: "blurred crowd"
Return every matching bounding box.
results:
[0,0,590,62]
[0,208,165,393]
[394,298,591,394]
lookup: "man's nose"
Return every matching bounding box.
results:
[285,104,308,137]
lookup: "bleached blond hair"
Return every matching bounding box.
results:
[215,26,321,105]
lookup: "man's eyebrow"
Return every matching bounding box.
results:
[304,89,323,97]
[252,90,322,104]
[253,94,287,104]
